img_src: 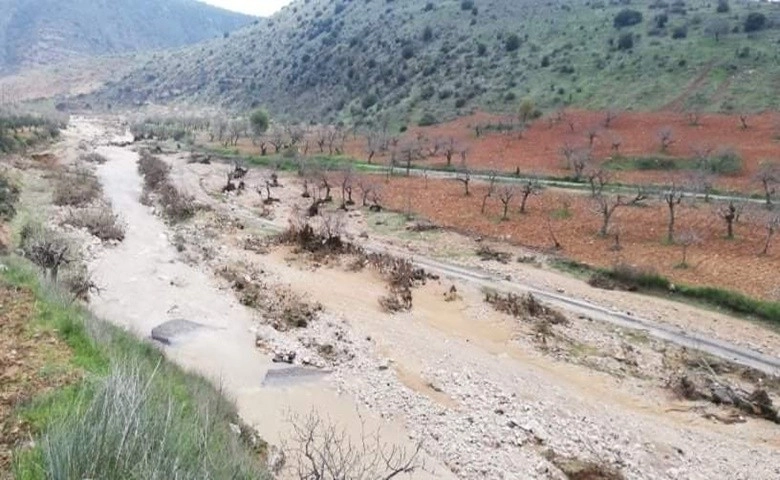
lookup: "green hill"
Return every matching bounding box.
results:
[95,0,780,124]
[0,0,255,72]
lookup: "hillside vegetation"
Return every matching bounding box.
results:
[0,0,255,72]
[96,0,780,124]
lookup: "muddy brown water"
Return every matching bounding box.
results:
[88,142,449,479]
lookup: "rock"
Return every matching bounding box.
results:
[272,351,296,364]
[150,319,204,345]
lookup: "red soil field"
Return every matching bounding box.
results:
[345,110,780,194]
[364,174,780,302]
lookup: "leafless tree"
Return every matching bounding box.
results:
[20,225,70,282]
[268,127,287,154]
[608,133,623,154]
[586,126,599,147]
[497,185,516,221]
[676,230,701,268]
[658,126,675,152]
[364,131,384,164]
[315,127,328,153]
[284,411,423,480]
[227,119,245,146]
[662,182,685,243]
[585,163,611,197]
[339,167,355,209]
[358,179,376,207]
[397,140,423,176]
[286,124,305,148]
[327,126,347,155]
[519,177,542,214]
[481,171,498,214]
[456,161,471,196]
[755,161,779,208]
[603,110,619,128]
[739,114,749,130]
[717,200,743,239]
[760,214,780,256]
[442,137,459,167]
[686,109,702,126]
[560,143,590,181]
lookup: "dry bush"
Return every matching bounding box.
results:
[137,151,170,191]
[476,245,512,264]
[79,152,108,164]
[285,411,423,480]
[484,291,569,326]
[52,168,102,207]
[0,170,20,221]
[158,183,195,222]
[63,204,125,242]
[19,223,71,282]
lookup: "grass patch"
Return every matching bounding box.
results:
[2,258,268,479]
[555,258,780,326]
[604,155,697,172]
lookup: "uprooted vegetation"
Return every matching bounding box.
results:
[51,167,102,207]
[62,203,126,242]
[276,216,435,314]
[669,355,780,424]
[218,262,322,331]
[476,245,512,264]
[138,151,195,222]
[484,291,569,342]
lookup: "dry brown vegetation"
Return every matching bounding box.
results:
[51,167,101,207]
[63,204,125,242]
[137,151,195,222]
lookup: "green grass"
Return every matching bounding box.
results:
[603,155,698,171]
[3,258,268,479]
[550,256,780,325]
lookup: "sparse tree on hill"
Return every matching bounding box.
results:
[686,109,702,126]
[498,185,516,221]
[481,171,498,214]
[704,18,730,42]
[586,126,599,147]
[662,182,685,243]
[249,109,270,138]
[608,133,622,154]
[519,177,542,214]
[739,114,750,130]
[518,99,535,125]
[603,110,619,128]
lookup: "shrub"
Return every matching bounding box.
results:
[706,148,743,175]
[744,12,766,32]
[159,183,196,222]
[672,26,688,39]
[79,152,108,164]
[63,205,126,242]
[505,34,521,52]
[138,152,170,192]
[613,9,643,29]
[0,171,20,220]
[716,0,730,13]
[460,0,474,10]
[418,113,438,127]
[52,169,102,207]
[617,32,634,50]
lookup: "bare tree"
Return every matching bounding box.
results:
[571,148,591,182]
[608,133,623,154]
[662,182,685,243]
[497,185,516,221]
[761,214,780,256]
[519,177,542,214]
[739,114,749,130]
[456,161,471,196]
[585,126,599,147]
[268,127,287,154]
[339,167,355,209]
[717,200,743,239]
[397,140,423,176]
[357,179,375,207]
[658,126,675,152]
[686,109,702,126]
[315,127,328,153]
[755,161,779,208]
[585,163,611,197]
[603,110,619,128]
[20,225,70,282]
[481,171,498,214]
[593,191,640,237]
[676,230,701,269]
[442,137,459,167]
[284,411,423,480]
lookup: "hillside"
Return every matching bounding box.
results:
[0,0,255,72]
[94,0,780,124]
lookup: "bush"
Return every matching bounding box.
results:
[613,9,643,28]
[744,12,767,32]
[505,34,521,52]
[0,171,20,220]
[63,205,126,242]
[418,113,438,127]
[716,0,730,13]
[706,148,743,175]
[617,32,635,50]
[672,26,688,39]
[460,0,474,10]
[138,152,170,192]
[79,152,108,164]
[52,169,102,207]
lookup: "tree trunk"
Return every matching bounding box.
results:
[502,202,509,221]
[520,192,531,213]
[667,205,676,243]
